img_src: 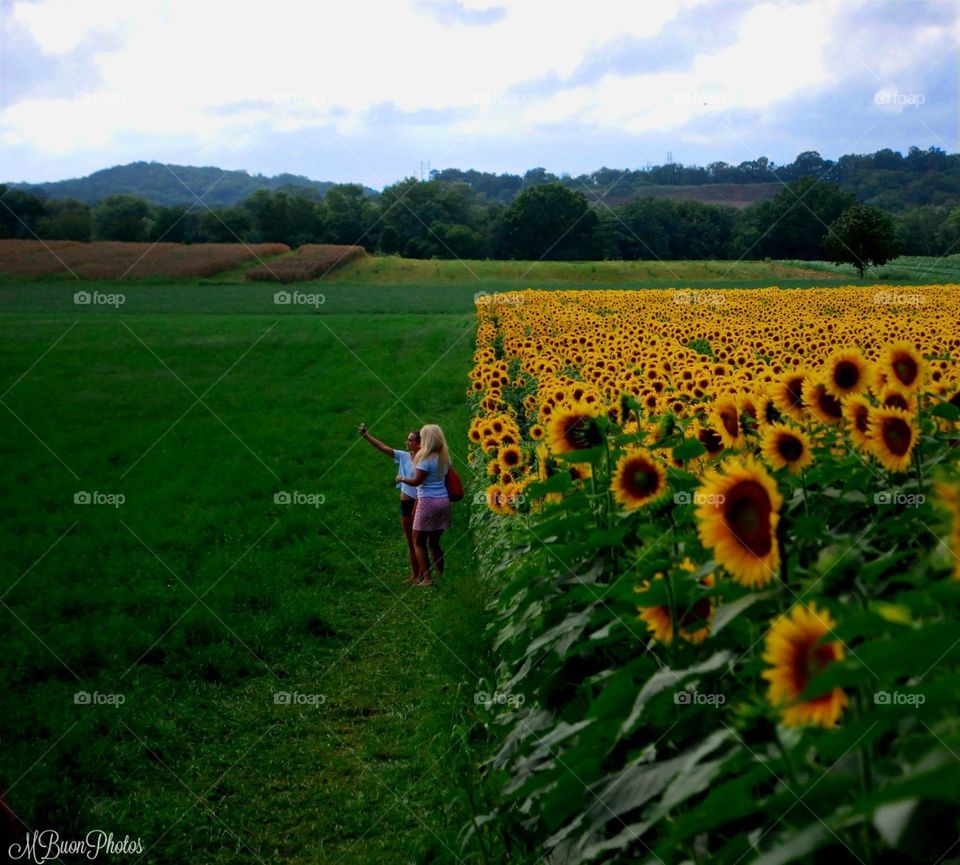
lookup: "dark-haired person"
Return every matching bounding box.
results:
[359,423,422,582]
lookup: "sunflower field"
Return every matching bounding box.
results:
[467,287,960,864]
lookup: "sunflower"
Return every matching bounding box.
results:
[636,561,715,645]
[823,349,869,399]
[711,394,746,450]
[770,372,808,422]
[497,444,524,473]
[529,423,545,441]
[803,380,844,426]
[843,394,872,451]
[879,342,924,393]
[868,406,918,473]
[879,386,910,411]
[611,448,669,510]
[761,602,847,727]
[760,423,814,474]
[695,457,782,588]
[546,400,605,455]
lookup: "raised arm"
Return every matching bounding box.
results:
[358,423,395,457]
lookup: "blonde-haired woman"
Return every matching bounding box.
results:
[397,423,450,586]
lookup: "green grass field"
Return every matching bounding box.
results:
[2,254,957,863]
[0,286,495,863]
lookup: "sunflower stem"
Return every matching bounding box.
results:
[773,728,799,791]
[913,390,924,496]
[664,570,679,668]
[799,469,810,517]
[855,687,877,865]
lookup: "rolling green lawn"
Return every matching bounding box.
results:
[0,289,494,863]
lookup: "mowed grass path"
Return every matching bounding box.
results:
[0,295,489,863]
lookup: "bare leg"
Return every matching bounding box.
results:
[401,511,420,581]
[428,530,444,579]
[413,530,431,584]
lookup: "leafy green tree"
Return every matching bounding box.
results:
[754,177,856,259]
[895,205,950,256]
[197,206,253,243]
[937,206,960,255]
[93,195,150,241]
[824,205,900,278]
[0,186,48,238]
[322,184,375,246]
[36,199,92,241]
[498,184,598,260]
[243,190,290,243]
[378,179,478,257]
[431,222,488,259]
[148,205,199,243]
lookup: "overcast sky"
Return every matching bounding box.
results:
[1,0,957,187]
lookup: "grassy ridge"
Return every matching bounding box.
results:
[0,299,490,863]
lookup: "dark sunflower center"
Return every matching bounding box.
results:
[853,406,869,433]
[786,378,805,408]
[882,417,912,456]
[884,393,909,410]
[776,434,804,462]
[679,597,712,630]
[797,640,836,691]
[892,354,918,386]
[817,388,843,420]
[625,460,660,498]
[720,408,739,438]
[833,360,860,390]
[698,427,724,454]
[724,480,773,557]
[564,415,604,449]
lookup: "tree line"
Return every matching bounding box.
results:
[1,173,956,265]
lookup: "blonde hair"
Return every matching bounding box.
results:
[415,424,450,474]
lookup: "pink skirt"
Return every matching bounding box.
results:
[413,496,451,531]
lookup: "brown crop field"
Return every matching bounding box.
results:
[0,240,290,279]
[245,244,366,283]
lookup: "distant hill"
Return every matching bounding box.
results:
[7,162,375,206]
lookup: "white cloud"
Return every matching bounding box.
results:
[0,0,956,179]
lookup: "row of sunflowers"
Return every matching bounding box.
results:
[465,287,960,865]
